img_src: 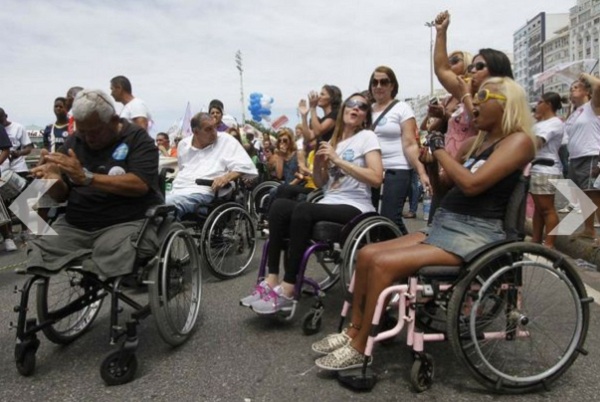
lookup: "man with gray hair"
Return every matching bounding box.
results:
[166,112,256,219]
[29,89,163,278]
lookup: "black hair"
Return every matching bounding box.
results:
[54,96,68,105]
[209,99,224,113]
[541,92,563,112]
[110,75,132,93]
[322,85,342,113]
[477,49,514,79]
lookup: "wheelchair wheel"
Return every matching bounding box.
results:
[200,203,256,280]
[100,350,138,386]
[339,216,402,296]
[306,188,324,204]
[149,225,202,346]
[301,247,341,294]
[36,269,105,345]
[250,180,279,222]
[447,242,590,393]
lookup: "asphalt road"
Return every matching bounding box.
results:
[1,220,600,402]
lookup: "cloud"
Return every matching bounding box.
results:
[1,0,571,131]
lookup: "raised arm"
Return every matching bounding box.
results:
[433,11,464,101]
[582,73,600,115]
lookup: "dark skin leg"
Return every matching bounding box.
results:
[531,193,558,248]
[346,233,462,353]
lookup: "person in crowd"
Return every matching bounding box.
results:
[529,92,564,249]
[110,75,153,130]
[156,132,177,157]
[430,10,514,223]
[367,66,430,232]
[312,77,535,371]
[38,97,71,223]
[402,171,423,219]
[274,137,318,202]
[240,92,383,314]
[27,89,163,277]
[565,75,600,244]
[209,99,229,132]
[65,86,83,134]
[272,128,299,184]
[227,126,243,144]
[0,107,33,252]
[166,112,256,220]
[298,85,342,143]
[0,125,13,251]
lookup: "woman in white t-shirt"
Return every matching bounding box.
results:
[529,92,564,249]
[565,75,600,242]
[240,93,383,314]
[368,66,430,232]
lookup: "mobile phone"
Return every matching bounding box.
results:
[429,97,439,106]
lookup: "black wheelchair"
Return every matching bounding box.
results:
[336,159,593,393]
[12,204,201,385]
[178,178,257,280]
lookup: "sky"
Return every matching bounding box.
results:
[1,0,574,134]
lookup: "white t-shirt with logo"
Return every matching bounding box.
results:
[1,122,31,173]
[531,116,564,175]
[120,98,153,128]
[172,132,257,196]
[566,102,600,159]
[371,101,415,170]
[319,129,381,213]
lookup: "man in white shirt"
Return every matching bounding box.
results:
[110,75,152,131]
[0,108,33,252]
[166,112,257,219]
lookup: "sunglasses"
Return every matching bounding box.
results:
[371,78,391,87]
[279,138,289,143]
[345,99,370,111]
[474,89,507,104]
[467,61,487,72]
[449,55,463,65]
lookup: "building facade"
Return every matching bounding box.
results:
[541,25,571,98]
[569,0,600,66]
[514,12,570,102]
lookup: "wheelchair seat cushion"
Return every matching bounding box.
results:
[312,221,344,243]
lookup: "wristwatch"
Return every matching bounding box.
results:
[82,168,94,186]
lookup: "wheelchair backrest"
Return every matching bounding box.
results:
[503,175,528,241]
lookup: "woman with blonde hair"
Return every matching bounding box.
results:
[313,77,535,371]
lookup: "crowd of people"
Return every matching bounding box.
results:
[0,7,598,384]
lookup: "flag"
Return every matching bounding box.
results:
[270,115,289,131]
[180,102,193,138]
[533,59,598,89]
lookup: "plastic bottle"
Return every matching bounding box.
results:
[422,190,431,221]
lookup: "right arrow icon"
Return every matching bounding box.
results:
[548,179,598,236]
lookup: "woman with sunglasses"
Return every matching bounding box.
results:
[430,10,513,222]
[273,128,298,184]
[564,75,600,244]
[298,85,342,143]
[313,77,535,371]
[240,93,383,314]
[529,92,564,249]
[368,65,429,233]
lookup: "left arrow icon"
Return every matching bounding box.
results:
[9,179,58,236]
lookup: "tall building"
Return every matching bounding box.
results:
[569,0,600,66]
[513,12,570,102]
[541,25,571,98]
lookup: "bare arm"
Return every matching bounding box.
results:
[401,118,431,192]
[433,132,534,196]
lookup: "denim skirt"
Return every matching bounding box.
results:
[422,208,505,259]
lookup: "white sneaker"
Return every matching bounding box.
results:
[4,239,17,252]
[557,205,574,213]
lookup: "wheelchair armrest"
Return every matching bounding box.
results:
[195,179,214,186]
[146,204,177,218]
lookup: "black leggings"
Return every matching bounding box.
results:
[267,198,361,284]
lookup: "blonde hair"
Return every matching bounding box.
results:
[465,77,535,160]
[450,50,473,76]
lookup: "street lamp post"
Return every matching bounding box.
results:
[425,21,434,97]
[235,50,245,125]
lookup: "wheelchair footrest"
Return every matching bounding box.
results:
[337,367,377,392]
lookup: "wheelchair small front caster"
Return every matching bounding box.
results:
[301,309,323,336]
[100,350,138,386]
[15,343,39,376]
[410,353,434,392]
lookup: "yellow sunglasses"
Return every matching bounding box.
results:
[475,89,507,104]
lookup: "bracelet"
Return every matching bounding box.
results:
[460,93,472,103]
